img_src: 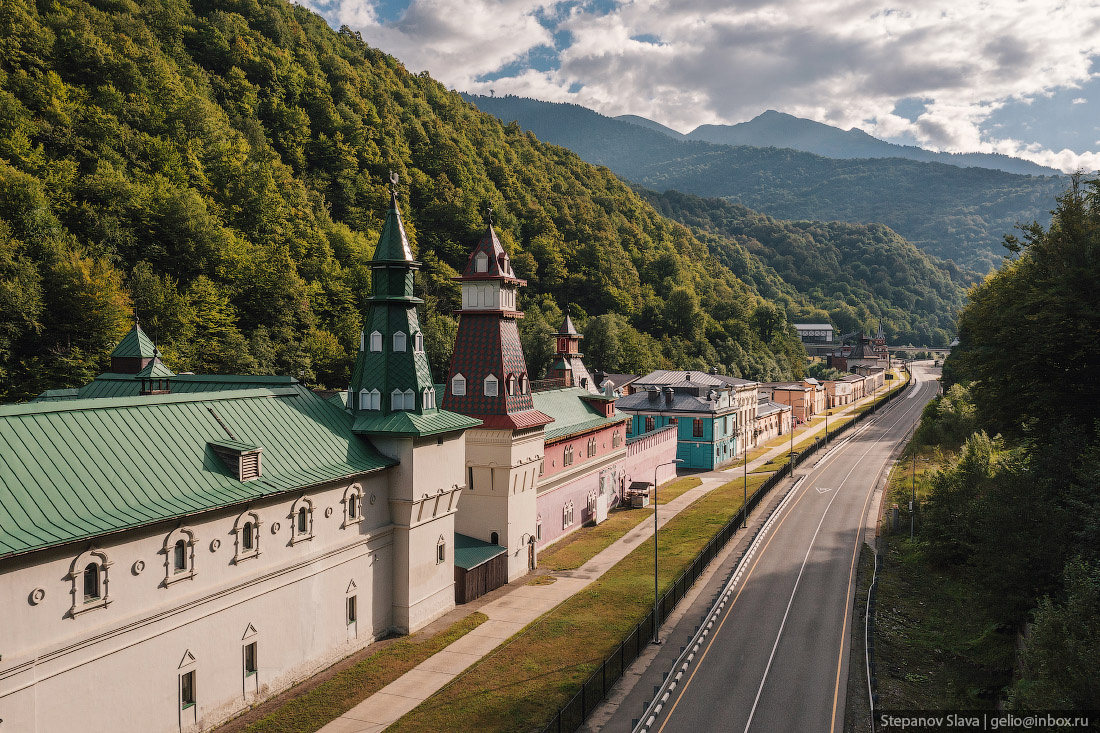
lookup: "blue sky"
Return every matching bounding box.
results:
[303,0,1100,172]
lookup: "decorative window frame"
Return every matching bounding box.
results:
[423,387,436,409]
[68,548,112,617]
[475,252,488,272]
[163,527,197,585]
[484,374,498,397]
[520,373,529,394]
[290,496,314,545]
[393,331,407,352]
[342,484,363,529]
[536,514,542,541]
[612,430,622,448]
[506,374,516,396]
[233,510,261,563]
[693,419,704,438]
[587,437,597,457]
[563,444,574,466]
[452,373,466,396]
[436,535,446,565]
[414,332,424,353]
[369,331,383,352]
[645,416,656,433]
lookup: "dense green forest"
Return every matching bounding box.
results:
[466,94,1067,273]
[639,189,974,346]
[0,0,811,402]
[903,175,1100,708]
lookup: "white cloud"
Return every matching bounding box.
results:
[308,0,1100,173]
[1073,97,1088,104]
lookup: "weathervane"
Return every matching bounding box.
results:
[389,170,399,195]
[486,204,494,225]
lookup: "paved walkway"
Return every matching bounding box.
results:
[320,380,903,732]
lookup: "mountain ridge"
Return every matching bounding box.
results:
[467,94,1066,272]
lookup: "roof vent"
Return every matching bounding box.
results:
[664,386,674,404]
[648,386,659,402]
[210,440,263,482]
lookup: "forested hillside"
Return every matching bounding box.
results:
[466,94,1066,272]
[640,189,974,346]
[0,0,807,402]
[888,176,1100,710]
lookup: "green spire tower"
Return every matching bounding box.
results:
[351,175,480,438]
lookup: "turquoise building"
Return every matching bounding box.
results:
[615,370,758,470]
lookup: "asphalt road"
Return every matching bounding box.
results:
[600,363,941,733]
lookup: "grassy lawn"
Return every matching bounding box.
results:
[237,613,488,733]
[537,477,702,572]
[387,473,770,733]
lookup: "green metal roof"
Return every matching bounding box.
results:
[135,360,176,378]
[0,387,394,559]
[373,192,417,264]
[33,373,300,401]
[111,323,157,358]
[453,532,506,570]
[351,408,481,437]
[533,387,627,443]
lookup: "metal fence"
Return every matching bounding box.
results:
[540,377,914,733]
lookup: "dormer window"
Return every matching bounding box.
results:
[414,332,424,352]
[210,441,263,481]
[369,331,382,352]
[475,252,488,273]
[392,389,415,410]
[507,374,516,396]
[484,374,498,397]
[359,388,381,411]
[393,332,407,352]
[520,373,529,394]
[452,373,466,396]
[423,388,436,409]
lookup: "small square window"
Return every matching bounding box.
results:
[244,642,257,676]
[181,670,196,709]
[347,595,357,625]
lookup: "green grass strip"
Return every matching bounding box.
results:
[240,612,488,733]
[387,474,769,733]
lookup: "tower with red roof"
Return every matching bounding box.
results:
[444,213,551,580]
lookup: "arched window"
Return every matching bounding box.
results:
[343,484,363,529]
[563,444,574,466]
[490,531,499,545]
[423,388,436,409]
[173,540,187,573]
[69,549,112,616]
[291,497,313,544]
[451,373,466,396]
[233,511,261,563]
[536,515,542,541]
[612,430,622,448]
[84,563,100,601]
[436,535,446,564]
[484,374,498,397]
[475,252,488,273]
[163,528,196,585]
[393,332,407,352]
[369,331,383,352]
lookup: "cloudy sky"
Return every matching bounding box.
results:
[302,0,1100,173]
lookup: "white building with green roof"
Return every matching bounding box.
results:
[0,189,478,733]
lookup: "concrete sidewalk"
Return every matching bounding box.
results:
[319,379,903,732]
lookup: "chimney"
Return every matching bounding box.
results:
[685,372,692,382]
[648,386,659,402]
[710,366,719,375]
[664,386,674,404]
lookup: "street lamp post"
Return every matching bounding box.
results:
[653,458,683,644]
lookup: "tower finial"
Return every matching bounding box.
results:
[486,204,494,226]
